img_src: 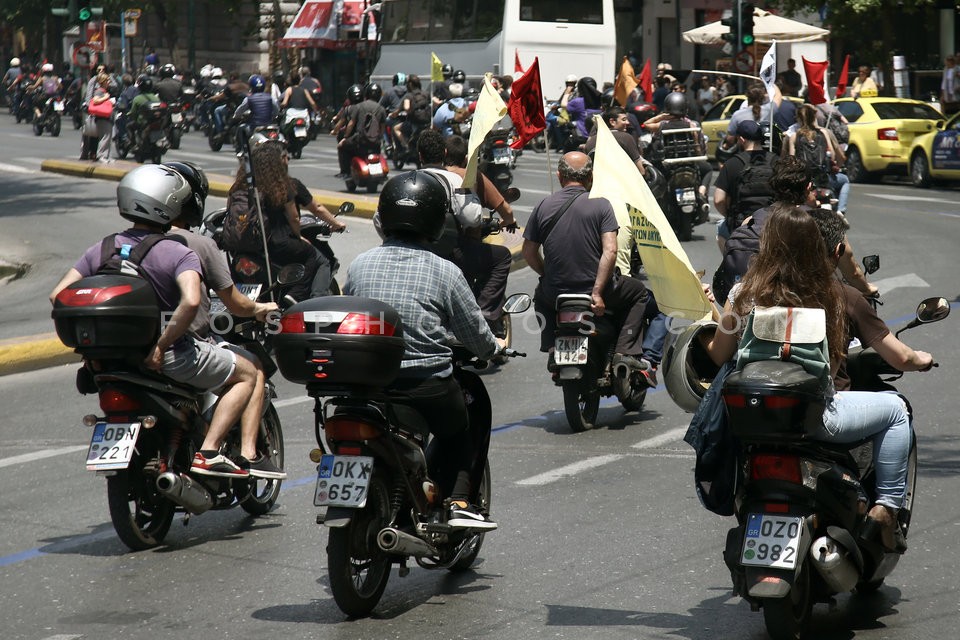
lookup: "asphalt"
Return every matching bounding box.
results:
[0,159,526,377]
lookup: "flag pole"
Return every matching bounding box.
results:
[544,138,555,192]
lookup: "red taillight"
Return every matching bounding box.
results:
[100,389,141,413]
[723,393,799,409]
[877,127,898,141]
[764,503,790,513]
[337,445,363,455]
[56,285,133,307]
[337,313,397,336]
[325,416,382,441]
[723,393,747,408]
[764,395,801,409]
[750,454,802,484]
[558,310,590,324]
[295,118,305,126]
[279,312,306,334]
[234,257,261,277]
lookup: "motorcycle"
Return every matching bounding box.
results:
[179,85,199,132]
[50,267,298,551]
[203,201,355,298]
[13,78,33,123]
[551,292,651,432]
[346,147,389,194]
[719,295,949,639]
[32,95,63,137]
[272,293,529,617]
[165,100,189,150]
[386,112,421,170]
[478,126,516,196]
[650,125,711,241]
[280,108,311,159]
[118,101,171,164]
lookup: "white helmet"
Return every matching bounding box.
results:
[42,62,54,73]
[662,320,721,413]
[565,74,577,83]
[211,66,224,79]
[199,64,213,78]
[117,165,192,227]
[11,57,20,67]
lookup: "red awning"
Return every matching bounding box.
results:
[278,0,376,50]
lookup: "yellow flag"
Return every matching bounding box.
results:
[430,52,444,82]
[613,57,638,108]
[589,116,714,320]
[463,73,507,189]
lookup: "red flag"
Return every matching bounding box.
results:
[637,58,653,103]
[514,49,524,74]
[835,54,850,98]
[507,57,545,150]
[802,57,829,104]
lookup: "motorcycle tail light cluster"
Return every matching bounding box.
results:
[749,453,802,484]
[558,310,591,324]
[325,416,382,441]
[99,389,141,413]
[337,313,397,336]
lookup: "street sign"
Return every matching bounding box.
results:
[124,16,139,37]
[73,44,97,69]
[86,20,106,52]
[734,49,755,73]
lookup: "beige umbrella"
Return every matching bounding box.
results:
[683,8,829,45]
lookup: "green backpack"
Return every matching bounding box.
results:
[736,306,832,393]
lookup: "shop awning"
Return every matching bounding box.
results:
[683,8,829,45]
[278,0,377,50]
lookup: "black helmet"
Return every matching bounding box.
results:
[664,91,686,116]
[136,74,154,93]
[365,82,383,101]
[158,63,176,79]
[377,171,448,242]
[441,63,453,79]
[347,83,363,104]
[392,72,407,87]
[162,161,209,228]
[451,69,466,84]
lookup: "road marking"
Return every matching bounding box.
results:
[870,273,930,296]
[0,162,37,174]
[516,453,625,485]
[39,635,83,640]
[0,445,87,469]
[631,426,687,450]
[865,193,955,204]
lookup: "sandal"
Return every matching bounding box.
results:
[862,504,907,554]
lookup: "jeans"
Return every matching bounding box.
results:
[641,292,670,366]
[829,171,851,212]
[816,390,911,509]
[213,104,228,133]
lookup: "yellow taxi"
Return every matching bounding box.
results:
[701,94,804,159]
[831,97,944,183]
[907,109,960,187]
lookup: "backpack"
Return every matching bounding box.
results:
[757,119,785,155]
[360,108,382,144]
[737,306,833,393]
[824,116,849,145]
[96,233,187,279]
[711,215,762,306]
[219,189,270,253]
[795,129,829,187]
[422,169,465,261]
[408,90,431,125]
[729,151,777,226]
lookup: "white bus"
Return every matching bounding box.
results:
[372,0,616,101]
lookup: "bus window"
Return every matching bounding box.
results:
[381,0,504,43]
[519,0,604,24]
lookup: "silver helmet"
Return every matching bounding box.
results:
[117,165,192,227]
[662,320,721,413]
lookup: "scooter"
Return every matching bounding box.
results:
[650,125,710,241]
[272,293,529,617]
[719,296,949,640]
[345,148,389,194]
[32,95,63,137]
[280,107,311,159]
[478,126,516,196]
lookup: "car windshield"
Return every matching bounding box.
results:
[871,102,943,120]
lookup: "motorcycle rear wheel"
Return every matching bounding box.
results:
[238,405,284,515]
[169,128,181,150]
[106,459,176,551]
[50,115,61,137]
[761,562,812,640]
[450,461,492,571]
[327,474,393,617]
[32,120,42,136]
[562,381,600,432]
[208,134,223,152]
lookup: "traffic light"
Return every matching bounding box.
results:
[720,4,739,46]
[78,6,91,21]
[740,2,755,47]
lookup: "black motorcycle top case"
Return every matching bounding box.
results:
[52,274,161,358]
[274,296,405,393]
[722,361,826,441]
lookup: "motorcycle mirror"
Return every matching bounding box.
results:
[276,264,306,285]
[503,187,521,203]
[338,202,355,215]
[862,254,880,275]
[502,293,532,314]
[916,296,951,324]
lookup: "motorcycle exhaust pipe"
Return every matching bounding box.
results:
[156,472,214,515]
[377,527,437,558]
[809,535,860,592]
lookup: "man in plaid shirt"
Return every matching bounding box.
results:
[344,170,502,531]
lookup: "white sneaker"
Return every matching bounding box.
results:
[448,501,498,530]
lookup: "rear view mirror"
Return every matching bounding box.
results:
[503,187,521,203]
[339,202,355,215]
[862,254,880,275]
[502,293,531,314]
[916,297,950,324]
[277,264,306,285]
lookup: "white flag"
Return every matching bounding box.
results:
[759,41,777,103]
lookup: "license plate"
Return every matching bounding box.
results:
[170,112,182,123]
[676,188,696,203]
[741,513,803,569]
[368,163,383,176]
[493,147,512,164]
[555,335,588,365]
[86,422,141,471]
[314,455,373,508]
[53,101,64,112]
[295,126,307,137]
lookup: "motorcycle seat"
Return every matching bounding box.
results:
[556,293,593,311]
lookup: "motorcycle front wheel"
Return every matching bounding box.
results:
[327,474,393,617]
[562,380,600,432]
[106,452,176,551]
[238,404,284,515]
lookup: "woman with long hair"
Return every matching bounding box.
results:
[783,103,851,214]
[702,205,928,551]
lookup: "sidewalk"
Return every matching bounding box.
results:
[0,159,526,376]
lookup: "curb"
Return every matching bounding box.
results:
[5,159,529,377]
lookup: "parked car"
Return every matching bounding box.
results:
[832,96,944,182]
[907,109,960,187]
[701,94,805,161]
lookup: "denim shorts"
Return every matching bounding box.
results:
[162,337,236,392]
